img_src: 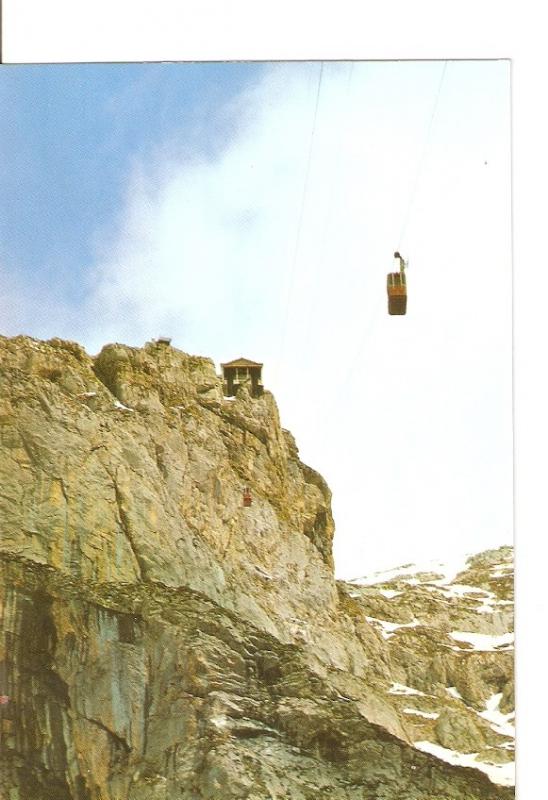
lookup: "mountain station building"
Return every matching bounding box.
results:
[221,358,264,398]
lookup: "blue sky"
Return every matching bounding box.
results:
[0,60,512,577]
[0,62,264,310]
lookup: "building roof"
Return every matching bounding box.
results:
[221,357,263,369]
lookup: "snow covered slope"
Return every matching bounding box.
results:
[343,546,514,788]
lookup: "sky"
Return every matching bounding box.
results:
[0,59,512,578]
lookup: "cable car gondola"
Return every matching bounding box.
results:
[387,251,407,315]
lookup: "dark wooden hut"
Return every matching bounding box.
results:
[221,357,264,398]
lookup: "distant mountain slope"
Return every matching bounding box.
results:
[342,546,514,787]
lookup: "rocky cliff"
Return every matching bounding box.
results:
[0,335,514,799]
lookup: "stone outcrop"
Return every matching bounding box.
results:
[0,335,514,799]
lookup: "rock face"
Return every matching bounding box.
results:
[0,335,514,799]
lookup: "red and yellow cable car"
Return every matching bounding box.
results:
[387,251,407,315]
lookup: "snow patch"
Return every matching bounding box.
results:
[113,400,134,412]
[414,741,514,787]
[437,584,489,598]
[209,715,228,729]
[477,693,515,738]
[446,686,463,700]
[350,553,472,588]
[378,589,403,599]
[490,560,513,578]
[448,631,514,652]
[365,617,421,640]
[403,708,439,720]
[476,601,497,614]
[388,683,426,697]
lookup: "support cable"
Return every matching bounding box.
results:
[273,61,325,384]
[314,286,385,439]
[397,60,448,250]
[299,61,355,360]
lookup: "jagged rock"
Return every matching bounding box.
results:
[0,335,514,799]
[435,709,485,752]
